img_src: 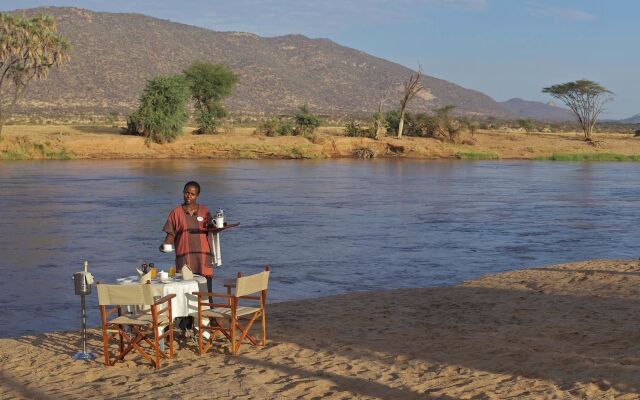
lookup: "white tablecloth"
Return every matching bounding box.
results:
[117,275,208,318]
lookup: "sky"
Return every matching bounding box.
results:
[4,0,638,118]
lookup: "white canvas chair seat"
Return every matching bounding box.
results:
[97,282,175,369]
[192,266,270,355]
[201,306,261,319]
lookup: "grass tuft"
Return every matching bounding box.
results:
[455,151,500,160]
[535,153,640,161]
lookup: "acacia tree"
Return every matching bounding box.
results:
[397,68,424,138]
[0,13,70,136]
[542,80,614,141]
[183,62,238,134]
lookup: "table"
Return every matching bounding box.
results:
[117,274,208,318]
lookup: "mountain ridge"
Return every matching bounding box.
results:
[10,7,512,119]
[498,98,575,122]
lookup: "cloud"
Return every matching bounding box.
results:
[528,6,597,22]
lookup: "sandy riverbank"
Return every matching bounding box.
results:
[2,259,640,399]
[1,124,640,160]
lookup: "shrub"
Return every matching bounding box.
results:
[294,105,321,136]
[353,147,375,158]
[385,110,417,136]
[277,120,295,136]
[255,118,295,137]
[412,113,437,137]
[455,151,499,160]
[126,75,191,144]
[255,119,279,137]
[344,120,375,138]
[635,129,640,137]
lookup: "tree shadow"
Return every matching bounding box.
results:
[265,273,640,396]
[73,125,128,135]
[0,368,55,400]
[234,354,455,400]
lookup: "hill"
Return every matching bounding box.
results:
[498,98,574,122]
[10,7,511,119]
[617,113,640,124]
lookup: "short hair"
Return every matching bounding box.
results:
[183,181,201,194]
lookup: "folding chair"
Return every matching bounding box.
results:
[192,266,270,355]
[97,282,175,368]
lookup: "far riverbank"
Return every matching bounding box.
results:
[1,124,640,161]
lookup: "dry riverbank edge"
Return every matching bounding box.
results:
[2,125,640,160]
[2,259,640,399]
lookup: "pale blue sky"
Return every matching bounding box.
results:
[5,0,638,118]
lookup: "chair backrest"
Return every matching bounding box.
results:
[97,283,154,306]
[236,270,270,297]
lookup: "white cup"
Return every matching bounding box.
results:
[158,271,169,281]
[214,216,224,228]
[162,243,174,252]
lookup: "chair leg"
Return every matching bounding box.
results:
[169,322,174,358]
[102,331,110,366]
[153,331,160,369]
[261,311,267,346]
[231,318,237,355]
[118,325,124,354]
[198,317,204,355]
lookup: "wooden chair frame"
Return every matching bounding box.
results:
[97,283,176,369]
[192,266,270,356]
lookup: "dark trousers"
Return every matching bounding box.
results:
[207,276,214,305]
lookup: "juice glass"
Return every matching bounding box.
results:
[169,266,176,278]
[150,267,157,279]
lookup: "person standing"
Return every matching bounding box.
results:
[161,181,215,293]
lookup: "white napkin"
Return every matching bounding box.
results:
[84,272,94,285]
[212,233,222,267]
[139,271,151,283]
[182,265,194,280]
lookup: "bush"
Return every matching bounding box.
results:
[344,120,375,138]
[255,118,295,137]
[126,75,191,144]
[635,129,640,137]
[277,120,295,136]
[294,105,321,136]
[385,110,417,136]
[412,113,437,137]
[353,147,375,158]
[255,119,279,136]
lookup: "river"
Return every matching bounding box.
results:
[1,159,639,337]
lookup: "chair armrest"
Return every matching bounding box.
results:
[154,293,176,305]
[192,291,230,298]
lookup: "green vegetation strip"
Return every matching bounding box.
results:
[536,153,640,161]
[0,143,74,160]
[455,152,500,160]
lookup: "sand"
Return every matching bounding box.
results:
[2,259,640,399]
[2,124,640,160]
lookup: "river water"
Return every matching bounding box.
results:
[1,159,639,337]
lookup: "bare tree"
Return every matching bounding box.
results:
[397,68,424,138]
[542,79,614,141]
[373,83,393,139]
[0,13,70,136]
